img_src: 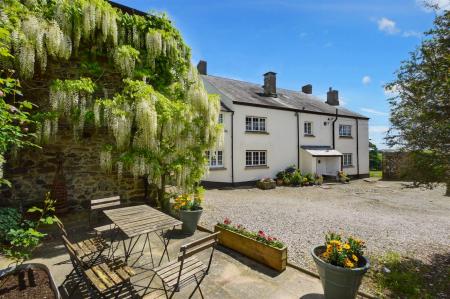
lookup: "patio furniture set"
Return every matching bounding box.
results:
[58,196,220,299]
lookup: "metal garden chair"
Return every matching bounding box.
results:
[152,232,220,299]
[89,196,121,236]
[62,234,136,298]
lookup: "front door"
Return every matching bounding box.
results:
[316,158,326,176]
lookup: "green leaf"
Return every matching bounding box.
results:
[27,207,43,213]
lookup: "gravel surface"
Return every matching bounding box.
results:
[200,180,450,271]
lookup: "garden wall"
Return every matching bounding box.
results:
[0,59,147,208]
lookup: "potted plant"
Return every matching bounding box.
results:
[0,193,60,298]
[311,232,369,299]
[315,174,324,185]
[290,170,303,186]
[256,178,276,190]
[173,187,204,234]
[275,171,285,186]
[214,218,287,271]
[338,171,350,183]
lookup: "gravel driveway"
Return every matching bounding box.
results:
[200,180,450,271]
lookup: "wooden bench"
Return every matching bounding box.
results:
[153,232,220,298]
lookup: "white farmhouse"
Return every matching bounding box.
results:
[197,61,370,187]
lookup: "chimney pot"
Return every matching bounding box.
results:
[263,72,277,97]
[302,84,313,94]
[197,60,207,75]
[326,87,339,106]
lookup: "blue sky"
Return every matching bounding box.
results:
[115,0,444,148]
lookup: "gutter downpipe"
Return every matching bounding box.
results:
[332,108,338,149]
[356,118,360,178]
[296,112,300,169]
[231,111,235,186]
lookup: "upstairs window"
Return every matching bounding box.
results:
[206,150,223,167]
[339,124,352,137]
[245,151,267,166]
[218,113,223,124]
[246,116,266,132]
[304,122,313,135]
[343,153,353,167]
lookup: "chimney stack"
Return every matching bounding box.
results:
[263,72,277,97]
[326,87,339,106]
[302,84,312,94]
[197,60,207,75]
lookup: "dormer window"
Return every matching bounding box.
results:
[246,116,266,132]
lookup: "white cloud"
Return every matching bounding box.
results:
[377,17,400,35]
[416,0,450,11]
[362,76,371,85]
[361,108,389,116]
[402,30,422,38]
[369,125,389,134]
[339,98,347,106]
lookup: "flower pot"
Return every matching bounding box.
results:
[179,209,203,234]
[275,178,283,186]
[256,179,276,190]
[311,246,369,299]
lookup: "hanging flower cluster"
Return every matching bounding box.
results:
[113,45,140,77]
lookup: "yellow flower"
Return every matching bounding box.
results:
[344,258,354,268]
[322,252,330,259]
[352,254,358,262]
[326,244,332,252]
[343,243,351,250]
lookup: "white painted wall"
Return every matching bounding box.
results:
[233,105,297,182]
[203,111,233,183]
[203,104,369,184]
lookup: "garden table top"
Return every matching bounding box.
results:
[103,205,182,238]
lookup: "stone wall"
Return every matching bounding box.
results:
[1,126,145,209]
[382,151,408,180]
[0,58,148,209]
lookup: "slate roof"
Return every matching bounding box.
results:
[201,75,368,119]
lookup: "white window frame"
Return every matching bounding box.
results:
[343,153,353,167]
[218,113,223,124]
[304,121,313,135]
[245,116,267,132]
[245,150,267,167]
[339,124,352,137]
[206,150,223,168]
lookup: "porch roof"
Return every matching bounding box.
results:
[304,148,343,157]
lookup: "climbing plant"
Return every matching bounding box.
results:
[0,0,222,206]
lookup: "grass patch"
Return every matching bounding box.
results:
[369,251,449,298]
[370,171,382,178]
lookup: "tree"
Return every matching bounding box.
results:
[369,142,382,171]
[0,0,222,206]
[385,10,450,195]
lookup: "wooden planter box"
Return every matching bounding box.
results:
[214,225,287,272]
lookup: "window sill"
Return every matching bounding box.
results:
[209,167,226,171]
[245,131,269,135]
[304,134,315,137]
[339,136,353,139]
[245,165,269,169]
[343,165,354,168]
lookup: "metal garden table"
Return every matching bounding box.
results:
[103,205,182,267]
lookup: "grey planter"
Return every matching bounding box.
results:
[311,246,370,299]
[180,209,203,234]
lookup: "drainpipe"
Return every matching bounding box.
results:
[332,108,338,149]
[296,112,300,169]
[231,111,235,186]
[356,118,360,178]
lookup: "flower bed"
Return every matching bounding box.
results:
[214,218,287,272]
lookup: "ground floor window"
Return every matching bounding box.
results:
[343,153,353,167]
[206,150,223,167]
[246,151,267,166]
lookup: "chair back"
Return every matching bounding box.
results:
[178,232,220,276]
[61,234,83,267]
[90,196,121,211]
[56,220,68,237]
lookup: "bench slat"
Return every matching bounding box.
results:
[91,196,120,205]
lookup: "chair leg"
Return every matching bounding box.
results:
[189,274,206,299]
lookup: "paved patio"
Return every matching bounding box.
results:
[1,218,326,299]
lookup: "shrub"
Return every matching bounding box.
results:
[290,170,303,186]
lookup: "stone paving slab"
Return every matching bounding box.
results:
[2,222,325,298]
